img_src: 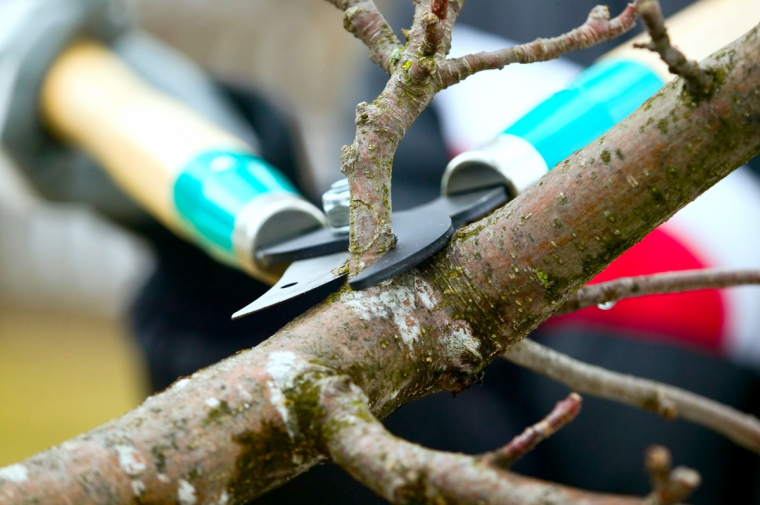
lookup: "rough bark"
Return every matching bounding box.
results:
[2,16,760,505]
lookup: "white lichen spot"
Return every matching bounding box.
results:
[158,473,170,483]
[414,278,438,310]
[441,321,481,367]
[132,480,146,497]
[0,464,28,482]
[266,351,308,439]
[178,479,197,505]
[205,397,221,409]
[344,284,422,349]
[115,445,146,477]
[218,490,229,505]
[174,378,190,390]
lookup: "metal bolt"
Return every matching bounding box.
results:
[322,178,350,235]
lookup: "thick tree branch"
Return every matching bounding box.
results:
[321,378,642,504]
[504,339,760,454]
[479,393,583,470]
[633,0,714,97]
[325,0,402,74]
[2,20,759,505]
[643,446,700,505]
[554,268,760,316]
[438,5,638,88]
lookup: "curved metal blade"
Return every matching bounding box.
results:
[349,209,453,290]
[415,186,507,228]
[232,252,349,319]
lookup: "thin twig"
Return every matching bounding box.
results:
[633,0,714,96]
[479,393,583,470]
[504,339,760,454]
[321,377,644,505]
[554,268,760,316]
[325,0,402,74]
[642,446,701,505]
[438,4,637,88]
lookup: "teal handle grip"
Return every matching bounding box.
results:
[505,59,665,170]
[173,150,299,261]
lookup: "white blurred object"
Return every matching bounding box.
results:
[433,25,582,154]
[0,153,154,319]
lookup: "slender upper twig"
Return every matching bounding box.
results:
[504,339,760,454]
[438,5,638,89]
[633,0,714,96]
[479,393,582,470]
[554,269,760,316]
[325,0,402,74]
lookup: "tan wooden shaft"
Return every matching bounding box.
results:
[40,40,250,230]
[606,0,760,80]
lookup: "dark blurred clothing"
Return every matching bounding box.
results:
[128,2,760,503]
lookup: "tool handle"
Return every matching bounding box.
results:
[442,0,760,196]
[41,41,324,283]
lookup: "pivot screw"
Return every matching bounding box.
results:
[322,178,350,235]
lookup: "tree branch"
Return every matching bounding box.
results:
[2,19,759,505]
[321,378,642,505]
[643,446,700,505]
[438,5,638,88]
[479,393,583,470]
[504,339,760,454]
[633,0,714,97]
[325,0,402,74]
[554,268,760,316]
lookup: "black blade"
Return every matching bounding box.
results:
[255,186,507,266]
[416,186,507,228]
[256,227,348,267]
[348,209,453,290]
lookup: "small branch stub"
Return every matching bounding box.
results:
[479,393,583,469]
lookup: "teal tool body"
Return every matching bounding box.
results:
[442,58,666,196]
[173,150,302,264]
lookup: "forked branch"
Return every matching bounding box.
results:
[504,339,760,454]
[322,378,643,505]
[554,269,760,316]
[438,5,638,88]
[634,0,714,96]
[325,0,402,74]
[643,446,700,505]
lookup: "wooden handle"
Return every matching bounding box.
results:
[40,40,250,231]
[606,0,760,80]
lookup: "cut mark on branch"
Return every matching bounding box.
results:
[554,268,760,316]
[438,4,638,88]
[479,393,582,470]
[633,0,714,98]
[504,339,760,454]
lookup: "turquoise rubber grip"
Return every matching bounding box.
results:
[505,59,665,170]
[173,150,298,260]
